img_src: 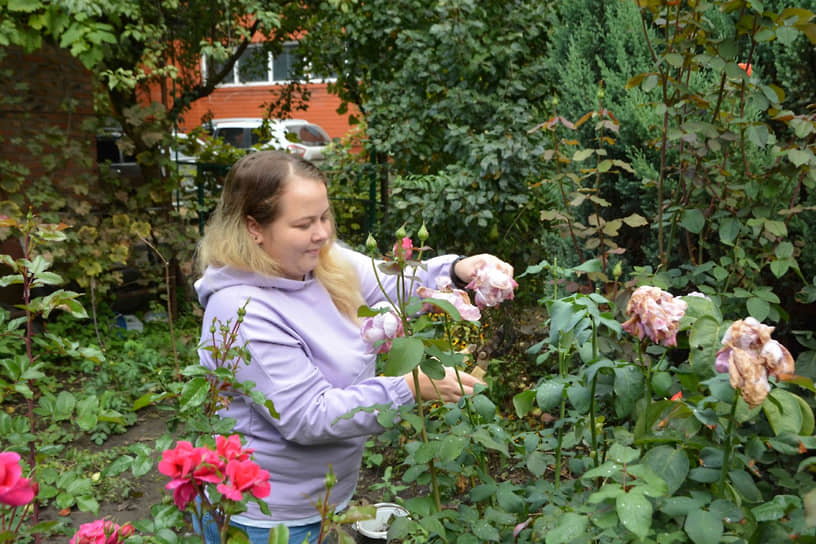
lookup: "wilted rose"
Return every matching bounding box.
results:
[622,286,687,347]
[715,317,795,408]
[466,263,517,308]
[0,451,36,507]
[417,282,481,322]
[360,302,404,354]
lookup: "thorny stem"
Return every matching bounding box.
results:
[20,224,41,542]
[138,236,179,379]
[412,368,442,512]
[554,348,569,490]
[89,278,105,350]
[719,394,740,490]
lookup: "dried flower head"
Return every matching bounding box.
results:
[622,286,687,347]
[715,317,795,408]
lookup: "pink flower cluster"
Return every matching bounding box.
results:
[360,302,405,354]
[621,286,687,347]
[417,276,481,322]
[466,263,517,308]
[715,317,795,408]
[158,434,270,510]
[70,519,134,544]
[0,451,36,507]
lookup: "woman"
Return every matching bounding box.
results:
[194,150,512,543]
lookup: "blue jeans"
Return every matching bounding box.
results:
[194,510,322,544]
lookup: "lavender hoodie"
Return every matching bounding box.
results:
[195,245,458,524]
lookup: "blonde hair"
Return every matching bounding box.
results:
[197,151,364,320]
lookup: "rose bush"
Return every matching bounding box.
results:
[158,434,271,539]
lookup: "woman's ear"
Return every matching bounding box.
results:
[246,216,262,244]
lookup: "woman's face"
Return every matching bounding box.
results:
[247,176,332,280]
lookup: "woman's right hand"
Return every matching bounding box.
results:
[403,366,484,403]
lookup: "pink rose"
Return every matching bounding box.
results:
[193,448,225,484]
[392,237,413,260]
[360,302,404,354]
[417,284,481,322]
[216,434,253,462]
[216,459,271,501]
[466,263,518,308]
[165,477,199,510]
[0,451,36,507]
[621,286,687,347]
[158,441,203,480]
[70,519,134,544]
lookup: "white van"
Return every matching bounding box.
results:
[210,118,331,162]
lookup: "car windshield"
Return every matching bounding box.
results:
[285,124,329,147]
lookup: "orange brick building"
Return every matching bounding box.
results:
[180,83,353,140]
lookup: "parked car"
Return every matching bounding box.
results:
[96,128,142,185]
[209,118,331,162]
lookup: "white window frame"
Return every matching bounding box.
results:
[205,41,335,87]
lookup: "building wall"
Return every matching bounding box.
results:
[0,44,96,193]
[179,82,356,140]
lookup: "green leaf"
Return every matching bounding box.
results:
[681,209,705,234]
[526,451,549,477]
[642,446,689,495]
[75,495,99,514]
[776,241,795,259]
[608,443,640,464]
[438,435,467,462]
[614,364,644,418]
[383,337,424,375]
[751,495,801,522]
[102,455,134,477]
[513,389,536,417]
[616,489,652,539]
[471,519,500,541]
[572,149,594,162]
[684,508,723,544]
[689,316,722,370]
[472,394,496,421]
[664,53,684,67]
[132,455,153,478]
[75,395,98,431]
[536,378,565,411]
[728,469,762,503]
[746,124,769,147]
[718,218,741,245]
[180,377,210,410]
[762,389,803,435]
[788,148,813,167]
[770,259,791,278]
[54,391,76,421]
[746,297,769,321]
[545,512,588,544]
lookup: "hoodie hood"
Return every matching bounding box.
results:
[195,266,314,308]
